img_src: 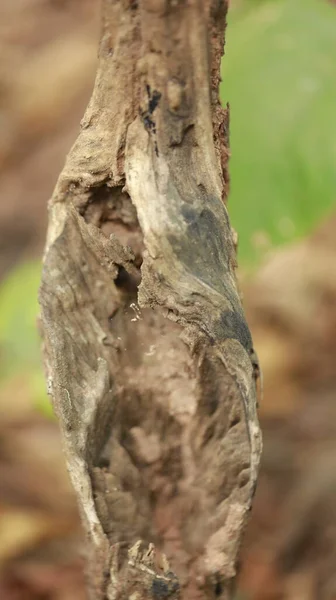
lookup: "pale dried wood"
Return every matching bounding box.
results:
[39,1,262,599]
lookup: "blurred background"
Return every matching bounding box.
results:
[0,0,336,598]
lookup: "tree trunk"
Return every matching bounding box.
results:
[39,1,262,599]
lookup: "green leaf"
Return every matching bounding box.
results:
[221,0,336,266]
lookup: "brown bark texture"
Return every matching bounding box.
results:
[39,1,262,599]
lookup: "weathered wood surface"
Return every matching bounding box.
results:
[39,1,262,599]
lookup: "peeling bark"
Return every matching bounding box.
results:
[39,1,262,599]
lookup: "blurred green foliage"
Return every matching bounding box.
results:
[221,0,336,264]
[0,261,41,379]
[1,0,336,416]
[0,260,53,417]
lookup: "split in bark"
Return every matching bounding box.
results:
[39,1,262,599]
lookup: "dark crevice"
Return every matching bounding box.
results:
[114,264,141,295]
[229,416,240,428]
[78,182,144,283]
[83,184,139,230]
[214,579,222,597]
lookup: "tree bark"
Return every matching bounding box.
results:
[39,1,262,599]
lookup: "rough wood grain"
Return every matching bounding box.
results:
[39,1,262,599]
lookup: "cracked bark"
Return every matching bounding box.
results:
[39,1,262,599]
